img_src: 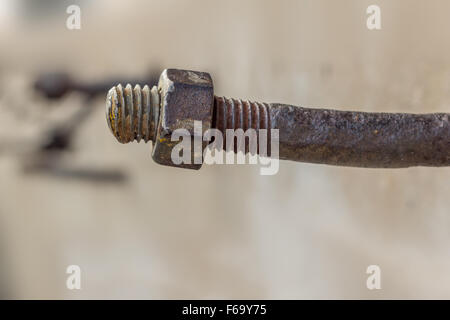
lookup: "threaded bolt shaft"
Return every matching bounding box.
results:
[106,90,274,154]
[214,96,272,155]
[106,84,160,144]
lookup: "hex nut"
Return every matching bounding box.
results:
[152,69,214,169]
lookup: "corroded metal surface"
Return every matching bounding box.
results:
[106,68,214,169]
[214,97,271,155]
[267,104,449,168]
[152,69,214,169]
[214,97,449,167]
[106,68,450,169]
[106,84,159,143]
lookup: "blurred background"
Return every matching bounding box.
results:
[0,0,449,299]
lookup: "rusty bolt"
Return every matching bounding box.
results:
[106,68,450,169]
[107,69,213,169]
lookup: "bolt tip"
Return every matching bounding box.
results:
[105,87,115,130]
[105,83,158,144]
[106,85,125,143]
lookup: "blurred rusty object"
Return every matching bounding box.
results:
[34,73,72,99]
[106,68,450,169]
[34,71,160,99]
[34,70,160,152]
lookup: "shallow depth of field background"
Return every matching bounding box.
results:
[0,0,449,299]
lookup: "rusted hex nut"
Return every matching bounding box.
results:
[106,69,214,169]
[153,69,214,169]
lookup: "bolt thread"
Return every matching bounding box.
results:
[214,96,272,155]
[106,84,160,143]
